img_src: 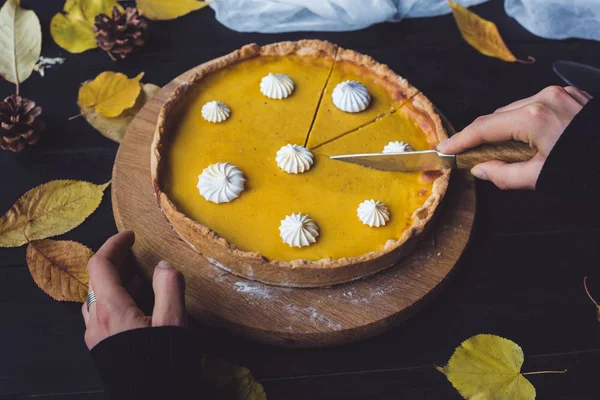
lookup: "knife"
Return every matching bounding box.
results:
[553,60,600,97]
[330,141,535,172]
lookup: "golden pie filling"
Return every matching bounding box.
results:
[161,49,444,262]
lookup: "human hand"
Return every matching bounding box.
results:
[82,231,187,350]
[437,86,592,190]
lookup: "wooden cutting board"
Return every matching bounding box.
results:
[112,65,476,347]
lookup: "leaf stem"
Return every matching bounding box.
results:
[584,277,599,307]
[515,56,536,65]
[522,370,567,376]
[11,0,20,95]
[68,113,83,121]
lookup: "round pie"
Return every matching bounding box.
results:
[151,40,450,287]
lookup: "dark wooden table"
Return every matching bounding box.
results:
[2,0,600,398]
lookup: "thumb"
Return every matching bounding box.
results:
[470,158,543,190]
[152,261,187,327]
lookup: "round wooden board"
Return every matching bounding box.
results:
[112,66,476,348]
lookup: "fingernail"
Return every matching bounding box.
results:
[471,166,488,180]
[437,138,450,151]
[157,261,172,269]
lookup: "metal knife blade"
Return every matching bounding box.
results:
[330,150,456,172]
[553,60,600,97]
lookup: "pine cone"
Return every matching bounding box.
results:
[94,7,148,60]
[0,95,44,152]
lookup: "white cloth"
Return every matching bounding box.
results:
[505,0,600,41]
[209,0,487,33]
[210,0,600,41]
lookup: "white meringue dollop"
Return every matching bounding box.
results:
[279,213,320,248]
[357,200,391,228]
[382,141,414,154]
[201,101,230,123]
[260,73,295,99]
[197,162,246,204]
[332,80,371,113]
[275,144,314,174]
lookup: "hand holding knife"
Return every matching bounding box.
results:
[331,60,595,189]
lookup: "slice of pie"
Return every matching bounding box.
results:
[151,40,450,287]
[304,48,418,149]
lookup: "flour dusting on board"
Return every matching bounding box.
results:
[325,283,392,305]
[285,304,342,330]
[234,281,273,299]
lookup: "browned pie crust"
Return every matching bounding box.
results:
[151,40,450,287]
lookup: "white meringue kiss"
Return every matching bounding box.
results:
[201,101,230,123]
[197,162,245,204]
[279,213,319,248]
[275,144,314,174]
[382,141,413,154]
[357,200,390,228]
[332,80,370,113]
[260,73,294,99]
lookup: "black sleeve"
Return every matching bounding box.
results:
[91,326,205,400]
[536,98,600,193]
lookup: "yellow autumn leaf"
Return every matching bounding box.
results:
[26,239,93,302]
[447,1,533,63]
[78,83,160,142]
[0,180,110,247]
[138,0,211,21]
[438,334,566,400]
[79,72,144,117]
[0,0,42,85]
[438,334,535,399]
[50,0,121,53]
[201,356,267,400]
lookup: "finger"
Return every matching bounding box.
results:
[495,86,585,114]
[87,231,135,297]
[95,231,135,267]
[494,94,537,113]
[152,261,187,327]
[564,86,592,106]
[438,107,537,154]
[470,157,544,190]
[86,280,96,314]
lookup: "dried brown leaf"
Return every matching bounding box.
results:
[26,239,93,302]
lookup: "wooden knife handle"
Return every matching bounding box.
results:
[455,141,536,170]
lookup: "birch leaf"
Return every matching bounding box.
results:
[79,83,160,142]
[79,71,144,117]
[26,239,93,302]
[0,0,42,84]
[50,0,120,53]
[437,335,541,400]
[0,180,110,248]
[447,0,533,63]
[201,356,267,400]
[138,0,211,21]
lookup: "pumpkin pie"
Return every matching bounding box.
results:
[151,40,450,287]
